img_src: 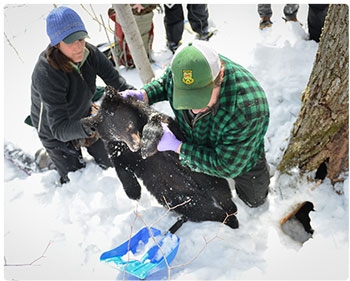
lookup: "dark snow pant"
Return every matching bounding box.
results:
[164,4,209,45]
[258,4,299,21]
[234,153,270,208]
[44,138,112,184]
[308,4,329,42]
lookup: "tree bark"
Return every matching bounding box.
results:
[277,4,349,184]
[112,4,155,84]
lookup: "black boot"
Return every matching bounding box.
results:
[167,41,181,54]
[259,17,273,29]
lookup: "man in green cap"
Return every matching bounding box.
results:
[120,40,270,208]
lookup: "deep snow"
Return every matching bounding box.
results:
[3,3,349,280]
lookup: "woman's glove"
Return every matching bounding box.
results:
[73,105,100,150]
[119,89,144,101]
[75,131,99,148]
[157,123,182,153]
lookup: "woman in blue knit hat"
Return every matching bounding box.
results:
[31,6,135,184]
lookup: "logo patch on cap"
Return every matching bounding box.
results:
[182,70,194,85]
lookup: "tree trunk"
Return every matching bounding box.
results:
[112,4,155,84]
[277,4,349,184]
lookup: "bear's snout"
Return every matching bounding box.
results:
[126,132,141,152]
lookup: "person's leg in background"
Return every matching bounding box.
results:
[187,4,211,40]
[45,142,85,184]
[258,4,273,29]
[44,138,112,185]
[234,153,270,208]
[283,4,300,22]
[308,4,329,42]
[164,4,184,53]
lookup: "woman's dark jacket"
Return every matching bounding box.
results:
[30,42,133,148]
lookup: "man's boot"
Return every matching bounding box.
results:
[259,17,273,29]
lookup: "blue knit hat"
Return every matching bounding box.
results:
[46,6,88,46]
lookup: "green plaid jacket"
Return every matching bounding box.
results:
[142,55,269,178]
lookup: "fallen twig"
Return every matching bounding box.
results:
[122,198,236,280]
[4,241,52,267]
[122,204,139,281]
[4,32,24,63]
[170,213,234,271]
[80,4,114,34]
[150,196,191,228]
[100,14,120,71]
[138,215,172,278]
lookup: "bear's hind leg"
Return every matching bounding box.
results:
[176,198,239,229]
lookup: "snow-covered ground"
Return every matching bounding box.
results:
[3,4,349,280]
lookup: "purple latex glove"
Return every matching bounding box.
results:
[157,123,182,153]
[120,89,143,101]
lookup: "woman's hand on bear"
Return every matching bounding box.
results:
[157,123,182,154]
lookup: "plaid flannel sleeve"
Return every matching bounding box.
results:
[141,66,173,105]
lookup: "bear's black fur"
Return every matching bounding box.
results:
[82,86,238,229]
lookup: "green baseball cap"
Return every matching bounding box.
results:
[171,41,221,110]
[63,30,89,44]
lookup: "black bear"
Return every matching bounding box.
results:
[82,86,238,229]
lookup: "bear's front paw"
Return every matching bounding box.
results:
[124,187,141,200]
[141,116,163,158]
[225,214,239,229]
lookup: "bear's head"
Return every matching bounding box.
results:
[82,86,148,152]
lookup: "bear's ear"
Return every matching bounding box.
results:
[103,85,123,106]
[105,85,117,97]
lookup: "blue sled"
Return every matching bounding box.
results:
[100,227,180,279]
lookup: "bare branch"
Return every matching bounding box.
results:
[137,214,173,279]
[80,4,114,34]
[123,199,236,280]
[4,241,52,267]
[170,212,235,270]
[4,32,24,63]
[122,197,192,280]
[122,204,139,281]
[165,196,192,211]
[80,4,100,26]
[100,14,120,71]
[151,196,191,227]
[89,4,101,32]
